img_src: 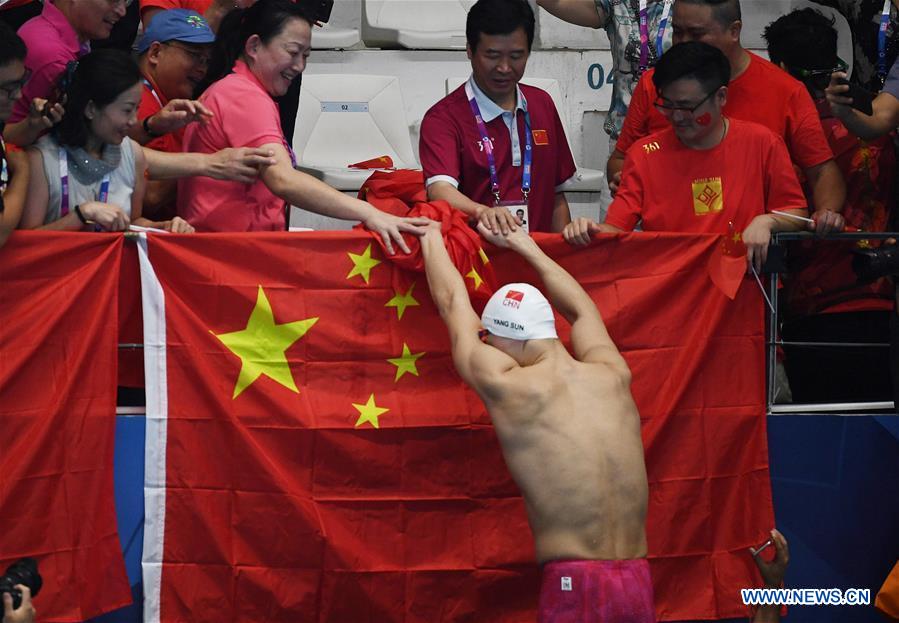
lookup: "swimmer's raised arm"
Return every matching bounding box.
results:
[422,223,518,390]
[478,224,627,368]
[422,223,479,334]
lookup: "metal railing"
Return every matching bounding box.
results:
[767,232,897,416]
[115,232,899,417]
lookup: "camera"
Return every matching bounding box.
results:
[852,245,899,283]
[0,558,42,611]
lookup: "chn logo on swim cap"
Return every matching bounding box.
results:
[480,283,558,341]
[503,290,524,309]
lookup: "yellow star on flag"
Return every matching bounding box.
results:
[385,282,419,320]
[346,243,381,284]
[353,394,389,429]
[212,286,318,399]
[732,232,742,243]
[479,248,490,265]
[466,268,484,290]
[387,343,425,381]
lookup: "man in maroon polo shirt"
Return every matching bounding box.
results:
[419,0,576,234]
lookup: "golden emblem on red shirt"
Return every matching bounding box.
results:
[692,177,723,215]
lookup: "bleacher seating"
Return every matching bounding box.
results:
[292,74,418,192]
[312,0,362,50]
[361,0,475,49]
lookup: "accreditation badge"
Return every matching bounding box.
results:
[497,200,529,234]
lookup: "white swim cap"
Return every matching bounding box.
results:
[480,283,558,341]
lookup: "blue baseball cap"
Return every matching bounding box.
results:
[137,9,215,54]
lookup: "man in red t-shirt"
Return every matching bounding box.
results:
[419,0,576,234]
[131,9,214,220]
[565,42,810,272]
[607,0,845,233]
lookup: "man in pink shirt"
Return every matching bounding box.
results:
[4,0,122,147]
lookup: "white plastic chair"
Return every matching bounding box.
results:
[312,0,361,50]
[292,74,418,191]
[362,0,476,49]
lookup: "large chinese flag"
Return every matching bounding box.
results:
[0,233,132,621]
[137,231,771,622]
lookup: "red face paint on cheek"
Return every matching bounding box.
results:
[695,112,712,126]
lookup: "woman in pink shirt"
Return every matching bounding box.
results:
[178,0,425,252]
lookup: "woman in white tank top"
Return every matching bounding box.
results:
[20,50,193,233]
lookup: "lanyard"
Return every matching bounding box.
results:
[0,137,6,214]
[283,138,297,168]
[638,0,674,71]
[143,78,163,108]
[879,0,892,81]
[59,147,110,217]
[465,82,532,205]
[656,0,673,56]
[0,137,7,192]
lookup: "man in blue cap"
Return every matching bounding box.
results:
[131,8,214,219]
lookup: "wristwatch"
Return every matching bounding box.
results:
[143,115,162,139]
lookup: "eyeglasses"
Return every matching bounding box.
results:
[795,58,849,90]
[653,86,721,117]
[163,42,212,68]
[0,69,31,99]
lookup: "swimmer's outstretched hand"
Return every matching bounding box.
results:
[477,222,534,251]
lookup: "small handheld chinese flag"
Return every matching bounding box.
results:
[349,155,394,169]
[708,222,747,299]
